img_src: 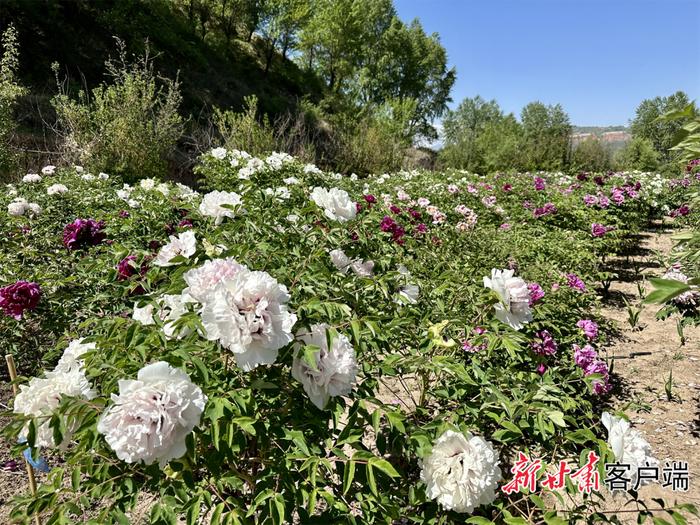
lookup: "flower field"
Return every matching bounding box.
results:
[0,151,697,524]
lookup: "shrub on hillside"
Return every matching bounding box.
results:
[51,41,183,182]
[0,24,26,179]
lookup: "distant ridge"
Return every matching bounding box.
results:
[571,125,631,147]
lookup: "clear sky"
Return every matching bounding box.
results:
[393,0,700,127]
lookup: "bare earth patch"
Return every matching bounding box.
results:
[599,222,700,518]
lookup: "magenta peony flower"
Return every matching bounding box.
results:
[530,330,558,356]
[178,219,194,229]
[117,256,138,280]
[363,194,376,204]
[0,281,41,320]
[118,210,130,219]
[527,282,545,306]
[576,319,599,340]
[584,359,611,394]
[583,194,598,206]
[502,183,513,192]
[536,363,547,375]
[566,273,586,291]
[63,218,106,250]
[534,177,546,191]
[533,203,557,218]
[670,204,690,218]
[573,343,598,368]
[591,223,609,238]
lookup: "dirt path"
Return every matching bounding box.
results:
[599,222,700,517]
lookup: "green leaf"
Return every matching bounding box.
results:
[232,417,257,435]
[342,460,356,494]
[644,278,691,304]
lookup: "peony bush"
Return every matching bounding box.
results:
[0,152,697,523]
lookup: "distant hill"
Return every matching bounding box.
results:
[571,126,631,149]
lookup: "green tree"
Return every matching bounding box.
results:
[570,137,612,172]
[440,96,503,170]
[616,136,659,171]
[359,17,455,139]
[630,91,696,162]
[520,101,571,171]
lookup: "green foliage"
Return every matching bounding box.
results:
[51,41,184,182]
[0,23,26,178]
[440,97,571,173]
[213,95,276,155]
[630,91,696,162]
[616,136,660,171]
[570,137,612,173]
[520,101,571,171]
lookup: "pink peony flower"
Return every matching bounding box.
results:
[530,330,558,356]
[576,319,599,340]
[527,282,544,306]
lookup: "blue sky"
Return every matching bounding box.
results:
[394,0,700,126]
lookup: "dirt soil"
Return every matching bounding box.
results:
[597,222,700,521]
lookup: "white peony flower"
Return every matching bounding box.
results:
[54,338,96,374]
[8,200,27,216]
[23,173,42,183]
[328,249,373,277]
[26,203,42,217]
[211,147,227,160]
[156,183,170,196]
[97,362,207,468]
[47,183,68,195]
[81,174,95,181]
[159,293,194,340]
[601,412,658,485]
[302,164,321,175]
[198,190,244,225]
[139,178,156,190]
[398,284,420,304]
[74,165,84,173]
[483,269,532,330]
[310,187,357,222]
[154,231,197,267]
[41,165,56,175]
[329,249,351,273]
[291,324,357,409]
[420,430,501,513]
[199,269,297,371]
[98,172,110,180]
[133,303,155,325]
[284,176,301,185]
[175,183,199,201]
[14,369,96,448]
[183,257,246,303]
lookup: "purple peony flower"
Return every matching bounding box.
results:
[576,319,599,340]
[536,363,547,375]
[390,205,402,215]
[573,343,598,368]
[591,223,609,238]
[583,194,598,206]
[534,177,546,191]
[363,194,377,204]
[63,218,106,250]
[528,282,545,306]
[118,210,130,219]
[117,255,138,281]
[380,215,396,232]
[531,330,558,356]
[566,273,586,291]
[584,359,611,394]
[533,203,557,218]
[610,187,625,205]
[502,183,513,192]
[670,204,690,218]
[0,280,41,320]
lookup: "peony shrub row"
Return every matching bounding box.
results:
[0,153,696,524]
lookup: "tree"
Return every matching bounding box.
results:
[616,136,659,171]
[630,91,696,162]
[299,0,394,93]
[520,101,571,171]
[359,17,455,139]
[570,137,612,172]
[440,96,503,170]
